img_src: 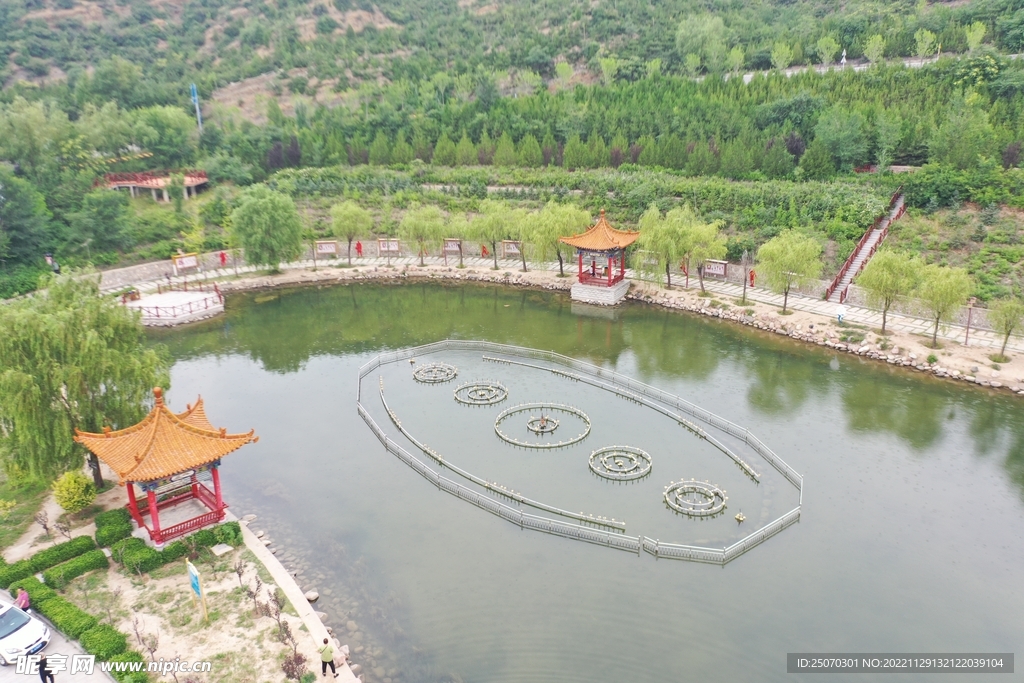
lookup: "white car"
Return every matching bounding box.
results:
[0,602,50,665]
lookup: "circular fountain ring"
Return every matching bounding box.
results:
[589,446,652,481]
[494,403,590,449]
[664,480,727,517]
[454,381,509,406]
[413,362,458,384]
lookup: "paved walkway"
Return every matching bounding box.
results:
[113,255,1024,354]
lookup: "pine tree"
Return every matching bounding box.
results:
[433,133,457,166]
[659,135,687,170]
[455,133,477,166]
[587,135,609,168]
[348,134,368,165]
[799,139,836,180]
[719,141,753,179]
[518,134,543,167]
[477,130,495,165]
[563,134,588,170]
[610,133,629,167]
[412,130,433,162]
[493,132,518,166]
[368,130,391,166]
[541,131,557,166]
[391,134,414,164]
[761,141,795,179]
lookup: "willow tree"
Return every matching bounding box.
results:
[916,264,973,346]
[231,185,304,272]
[530,201,591,277]
[469,199,509,270]
[855,250,922,333]
[0,276,170,486]
[756,230,823,312]
[670,206,726,294]
[989,297,1024,358]
[330,200,374,264]
[399,204,445,266]
[636,204,684,289]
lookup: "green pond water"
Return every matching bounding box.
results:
[153,282,1024,683]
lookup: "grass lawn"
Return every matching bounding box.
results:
[0,478,48,552]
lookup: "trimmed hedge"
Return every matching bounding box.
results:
[8,576,57,605]
[95,508,134,547]
[0,560,35,589]
[106,650,149,683]
[36,596,98,638]
[42,549,109,589]
[111,522,242,575]
[1,536,99,588]
[80,623,128,660]
[29,535,96,572]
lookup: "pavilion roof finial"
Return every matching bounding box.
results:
[559,208,640,252]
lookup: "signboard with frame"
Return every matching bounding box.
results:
[315,240,339,256]
[378,238,400,255]
[443,238,462,265]
[502,240,521,259]
[703,259,728,277]
[172,252,200,276]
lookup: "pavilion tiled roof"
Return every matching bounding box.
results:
[559,209,640,251]
[74,388,258,484]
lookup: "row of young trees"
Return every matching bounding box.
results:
[227,184,1024,354]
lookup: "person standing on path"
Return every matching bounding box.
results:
[38,654,55,683]
[219,250,228,268]
[15,587,30,610]
[319,637,339,677]
[837,304,847,323]
[355,241,363,258]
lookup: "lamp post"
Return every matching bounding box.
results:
[965,296,977,346]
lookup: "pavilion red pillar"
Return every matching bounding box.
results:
[620,251,625,278]
[212,465,225,519]
[126,483,143,526]
[607,254,613,285]
[146,489,162,543]
[578,251,583,282]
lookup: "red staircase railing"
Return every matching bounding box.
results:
[824,186,903,301]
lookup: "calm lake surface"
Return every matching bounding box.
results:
[153,282,1024,683]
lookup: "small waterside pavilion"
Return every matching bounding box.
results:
[559,209,640,305]
[74,388,258,547]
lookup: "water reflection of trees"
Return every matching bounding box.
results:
[744,351,819,415]
[841,376,948,450]
[627,308,722,380]
[154,283,630,372]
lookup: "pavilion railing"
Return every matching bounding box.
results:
[577,272,626,286]
[356,340,804,564]
[156,509,223,544]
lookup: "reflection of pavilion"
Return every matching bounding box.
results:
[75,388,258,547]
[560,209,639,305]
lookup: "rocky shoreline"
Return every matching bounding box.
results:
[202,262,1024,398]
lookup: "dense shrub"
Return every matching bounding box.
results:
[80,623,128,660]
[52,471,97,514]
[110,522,241,575]
[36,596,98,638]
[42,549,109,589]
[7,576,57,604]
[214,521,243,546]
[95,508,134,547]
[112,538,163,574]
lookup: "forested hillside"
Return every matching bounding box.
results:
[2,0,1024,300]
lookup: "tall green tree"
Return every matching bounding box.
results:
[864,35,886,63]
[68,189,133,254]
[816,35,840,66]
[391,134,414,164]
[915,28,937,59]
[493,132,517,167]
[687,218,727,294]
[563,135,587,170]
[771,42,793,71]
[433,133,457,166]
[854,250,922,333]
[916,264,973,346]
[530,201,591,276]
[988,297,1024,358]
[231,185,304,271]
[469,199,509,270]
[636,204,684,289]
[399,204,445,266]
[518,134,543,168]
[756,230,823,312]
[455,133,477,166]
[0,167,52,263]
[676,14,727,73]
[799,139,836,180]
[815,108,867,171]
[330,200,374,264]
[0,276,170,485]
[368,130,391,166]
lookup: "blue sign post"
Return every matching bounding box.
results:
[190,83,203,134]
[186,559,208,621]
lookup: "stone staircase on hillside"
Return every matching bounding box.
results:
[826,193,905,304]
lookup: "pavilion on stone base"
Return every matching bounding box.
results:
[74,388,258,547]
[559,209,640,306]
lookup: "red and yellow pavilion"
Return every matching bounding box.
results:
[74,388,258,546]
[559,209,640,305]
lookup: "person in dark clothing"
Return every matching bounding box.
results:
[38,654,55,683]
